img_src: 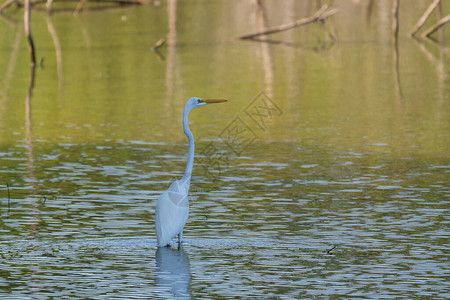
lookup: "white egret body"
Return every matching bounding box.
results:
[155,97,227,247]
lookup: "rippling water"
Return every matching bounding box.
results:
[1,139,448,298]
[1,0,449,298]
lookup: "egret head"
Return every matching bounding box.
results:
[186,97,228,111]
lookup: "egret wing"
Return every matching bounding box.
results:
[155,180,190,246]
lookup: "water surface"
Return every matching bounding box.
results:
[0,1,449,298]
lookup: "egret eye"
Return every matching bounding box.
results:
[197,99,204,103]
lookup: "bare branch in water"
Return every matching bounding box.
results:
[410,0,441,37]
[0,0,141,12]
[24,0,36,66]
[0,0,19,13]
[423,14,450,38]
[237,5,338,40]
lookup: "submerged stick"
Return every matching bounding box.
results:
[151,38,165,51]
[327,245,337,254]
[410,0,441,36]
[238,5,338,40]
[0,0,18,13]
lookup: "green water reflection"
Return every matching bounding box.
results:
[0,0,449,298]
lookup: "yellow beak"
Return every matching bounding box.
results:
[204,99,228,104]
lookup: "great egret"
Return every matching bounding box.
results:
[155,97,227,247]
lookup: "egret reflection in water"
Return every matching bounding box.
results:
[155,245,191,299]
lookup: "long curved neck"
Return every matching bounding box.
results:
[181,105,194,185]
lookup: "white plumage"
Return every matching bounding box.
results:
[155,179,190,246]
[155,97,227,247]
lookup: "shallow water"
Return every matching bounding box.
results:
[1,0,449,298]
